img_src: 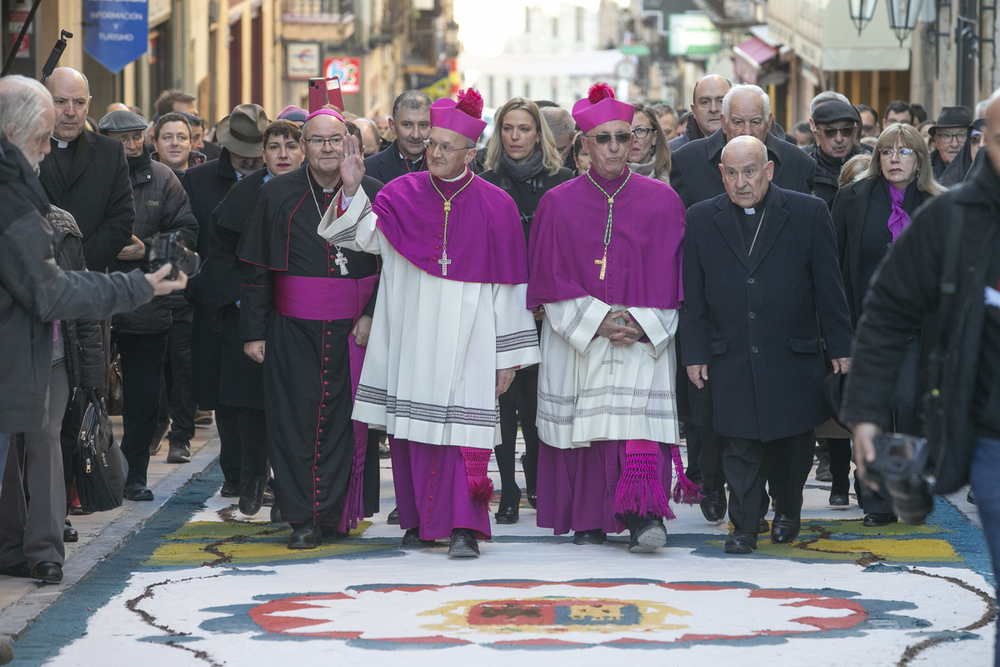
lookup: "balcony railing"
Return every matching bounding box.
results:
[283,0,354,23]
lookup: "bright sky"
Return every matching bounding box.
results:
[453,0,629,57]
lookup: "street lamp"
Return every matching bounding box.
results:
[886,0,924,45]
[849,0,879,36]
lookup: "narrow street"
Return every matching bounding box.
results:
[1,427,993,666]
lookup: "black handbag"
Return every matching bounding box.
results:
[73,389,129,512]
[107,346,124,416]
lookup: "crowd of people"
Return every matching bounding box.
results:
[1,69,998,663]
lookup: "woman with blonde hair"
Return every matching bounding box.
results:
[830,122,946,524]
[628,102,671,183]
[481,98,574,523]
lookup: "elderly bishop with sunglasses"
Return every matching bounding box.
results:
[317,89,540,558]
[526,83,699,554]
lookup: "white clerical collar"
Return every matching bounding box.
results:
[53,138,69,149]
[440,167,469,183]
[744,207,756,215]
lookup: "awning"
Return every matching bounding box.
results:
[733,36,778,85]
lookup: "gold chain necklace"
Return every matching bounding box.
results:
[429,170,475,276]
[585,169,631,280]
[308,169,349,275]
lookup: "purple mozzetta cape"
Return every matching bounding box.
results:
[372,170,528,284]
[527,170,685,309]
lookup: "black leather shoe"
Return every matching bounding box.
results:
[124,482,153,502]
[770,513,801,544]
[287,524,321,549]
[863,512,898,527]
[629,518,667,554]
[758,518,769,533]
[401,527,438,548]
[320,525,346,539]
[238,476,266,516]
[63,519,78,543]
[967,488,976,505]
[699,491,727,524]
[494,505,519,524]
[829,493,849,506]
[31,561,63,583]
[725,532,757,554]
[527,490,537,510]
[572,529,607,545]
[448,528,480,558]
[220,481,240,498]
[387,506,400,525]
[269,504,282,523]
[0,562,31,578]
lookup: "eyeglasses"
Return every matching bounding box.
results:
[631,127,654,139]
[937,131,967,143]
[114,132,144,146]
[305,135,343,148]
[879,147,915,159]
[423,139,474,155]
[820,125,856,139]
[587,131,632,145]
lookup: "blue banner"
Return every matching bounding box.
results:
[84,0,148,74]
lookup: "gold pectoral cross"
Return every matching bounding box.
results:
[595,251,607,280]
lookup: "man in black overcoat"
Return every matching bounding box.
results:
[182,104,267,493]
[670,84,818,525]
[681,136,853,555]
[38,68,134,273]
[363,90,431,184]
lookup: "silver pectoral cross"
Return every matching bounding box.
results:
[438,250,452,276]
[335,250,349,276]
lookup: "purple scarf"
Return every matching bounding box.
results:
[887,184,911,243]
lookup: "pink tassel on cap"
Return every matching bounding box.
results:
[588,82,615,103]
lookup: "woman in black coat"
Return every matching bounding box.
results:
[480,98,573,523]
[831,122,946,525]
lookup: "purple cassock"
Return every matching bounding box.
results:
[370,169,529,541]
[527,169,694,536]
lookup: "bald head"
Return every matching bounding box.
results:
[985,89,1000,180]
[691,75,731,136]
[720,136,773,209]
[45,67,91,142]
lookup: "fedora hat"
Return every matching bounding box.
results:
[928,106,973,137]
[216,104,268,157]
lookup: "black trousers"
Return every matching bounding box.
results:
[116,332,168,486]
[496,365,540,507]
[216,405,243,487]
[231,406,268,487]
[724,430,815,536]
[160,303,195,446]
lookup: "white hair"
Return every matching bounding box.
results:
[722,84,771,120]
[0,75,53,148]
[810,91,851,117]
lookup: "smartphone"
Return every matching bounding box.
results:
[308,76,344,113]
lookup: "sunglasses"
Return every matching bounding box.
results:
[587,131,632,145]
[820,125,856,139]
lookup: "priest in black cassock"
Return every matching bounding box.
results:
[238,110,383,549]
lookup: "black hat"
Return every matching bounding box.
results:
[811,101,861,125]
[98,110,148,134]
[928,106,973,136]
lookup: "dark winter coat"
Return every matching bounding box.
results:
[842,157,1000,494]
[109,148,199,335]
[0,139,152,431]
[363,140,425,184]
[680,185,854,442]
[37,130,135,272]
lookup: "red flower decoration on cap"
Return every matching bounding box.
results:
[455,88,484,120]
[588,82,616,104]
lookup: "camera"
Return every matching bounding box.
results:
[147,232,200,280]
[866,433,934,525]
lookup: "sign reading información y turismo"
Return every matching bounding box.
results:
[84,0,149,74]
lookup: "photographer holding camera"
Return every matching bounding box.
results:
[843,89,1000,666]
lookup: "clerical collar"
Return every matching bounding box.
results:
[737,185,771,214]
[53,138,70,149]
[438,167,469,183]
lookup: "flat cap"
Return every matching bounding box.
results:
[98,109,148,133]
[811,101,861,125]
